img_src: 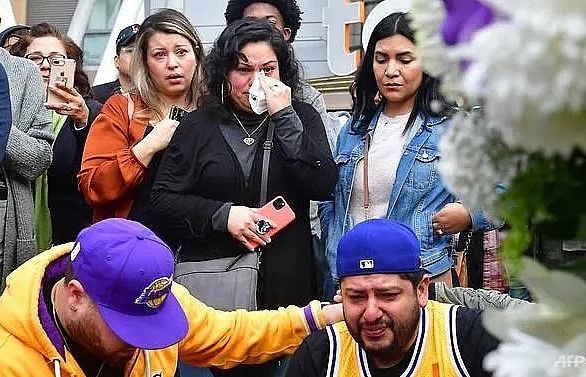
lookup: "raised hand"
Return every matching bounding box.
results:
[259,75,291,115]
[44,81,89,126]
[144,118,180,153]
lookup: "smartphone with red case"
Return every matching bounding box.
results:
[245,196,296,250]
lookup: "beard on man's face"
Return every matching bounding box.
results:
[347,298,420,359]
[65,310,137,367]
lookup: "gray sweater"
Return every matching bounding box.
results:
[299,82,343,238]
[0,48,53,291]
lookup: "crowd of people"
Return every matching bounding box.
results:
[0,1,531,376]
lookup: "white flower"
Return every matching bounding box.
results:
[482,258,586,376]
[457,1,586,155]
[437,109,519,217]
[410,0,462,100]
[484,258,586,346]
[484,330,586,377]
[414,2,586,372]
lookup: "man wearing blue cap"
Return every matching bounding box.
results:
[0,218,342,376]
[286,218,501,377]
[93,24,140,104]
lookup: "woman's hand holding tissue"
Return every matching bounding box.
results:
[259,75,291,115]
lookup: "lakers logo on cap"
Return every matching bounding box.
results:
[135,277,172,309]
[359,259,374,269]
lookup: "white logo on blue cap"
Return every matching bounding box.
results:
[359,259,374,269]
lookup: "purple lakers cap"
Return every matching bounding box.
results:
[337,219,424,278]
[71,218,188,349]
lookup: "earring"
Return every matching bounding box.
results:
[221,81,225,105]
[69,305,78,312]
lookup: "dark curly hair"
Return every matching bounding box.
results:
[352,13,452,135]
[225,0,302,42]
[199,17,301,118]
[12,22,93,99]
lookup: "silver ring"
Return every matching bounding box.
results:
[437,228,444,235]
[63,103,71,111]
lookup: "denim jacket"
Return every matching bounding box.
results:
[319,107,492,279]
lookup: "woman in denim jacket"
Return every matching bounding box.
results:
[320,12,492,292]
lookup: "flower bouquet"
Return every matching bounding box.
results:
[411,0,586,375]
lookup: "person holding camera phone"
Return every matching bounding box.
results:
[78,9,205,250]
[151,18,336,377]
[12,23,102,251]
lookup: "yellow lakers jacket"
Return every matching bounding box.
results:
[0,243,329,376]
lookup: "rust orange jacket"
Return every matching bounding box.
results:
[78,93,149,222]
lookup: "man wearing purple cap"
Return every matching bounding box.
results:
[93,24,140,104]
[286,218,502,377]
[0,218,342,376]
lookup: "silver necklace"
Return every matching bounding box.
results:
[231,112,269,146]
[51,284,105,377]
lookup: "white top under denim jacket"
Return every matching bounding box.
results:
[319,105,493,279]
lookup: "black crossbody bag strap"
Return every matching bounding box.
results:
[260,120,275,206]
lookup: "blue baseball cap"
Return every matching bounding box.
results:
[115,24,140,52]
[71,218,188,349]
[336,219,425,278]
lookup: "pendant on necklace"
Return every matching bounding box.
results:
[243,137,255,146]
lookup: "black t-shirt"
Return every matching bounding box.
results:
[285,304,499,377]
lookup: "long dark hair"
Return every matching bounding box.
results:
[351,12,451,134]
[199,17,300,119]
[12,23,93,99]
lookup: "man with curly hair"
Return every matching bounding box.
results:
[225,0,302,43]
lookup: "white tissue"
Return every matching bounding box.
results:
[249,71,268,115]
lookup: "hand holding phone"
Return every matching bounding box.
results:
[46,58,76,104]
[227,206,270,251]
[244,196,296,250]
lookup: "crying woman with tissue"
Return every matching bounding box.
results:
[151,13,336,323]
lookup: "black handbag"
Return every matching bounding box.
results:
[174,120,275,311]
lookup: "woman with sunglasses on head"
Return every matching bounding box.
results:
[78,9,204,250]
[12,23,102,250]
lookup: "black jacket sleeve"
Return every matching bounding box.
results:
[275,102,337,201]
[456,306,500,377]
[150,111,227,239]
[286,330,329,377]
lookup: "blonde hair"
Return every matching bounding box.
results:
[131,8,205,119]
